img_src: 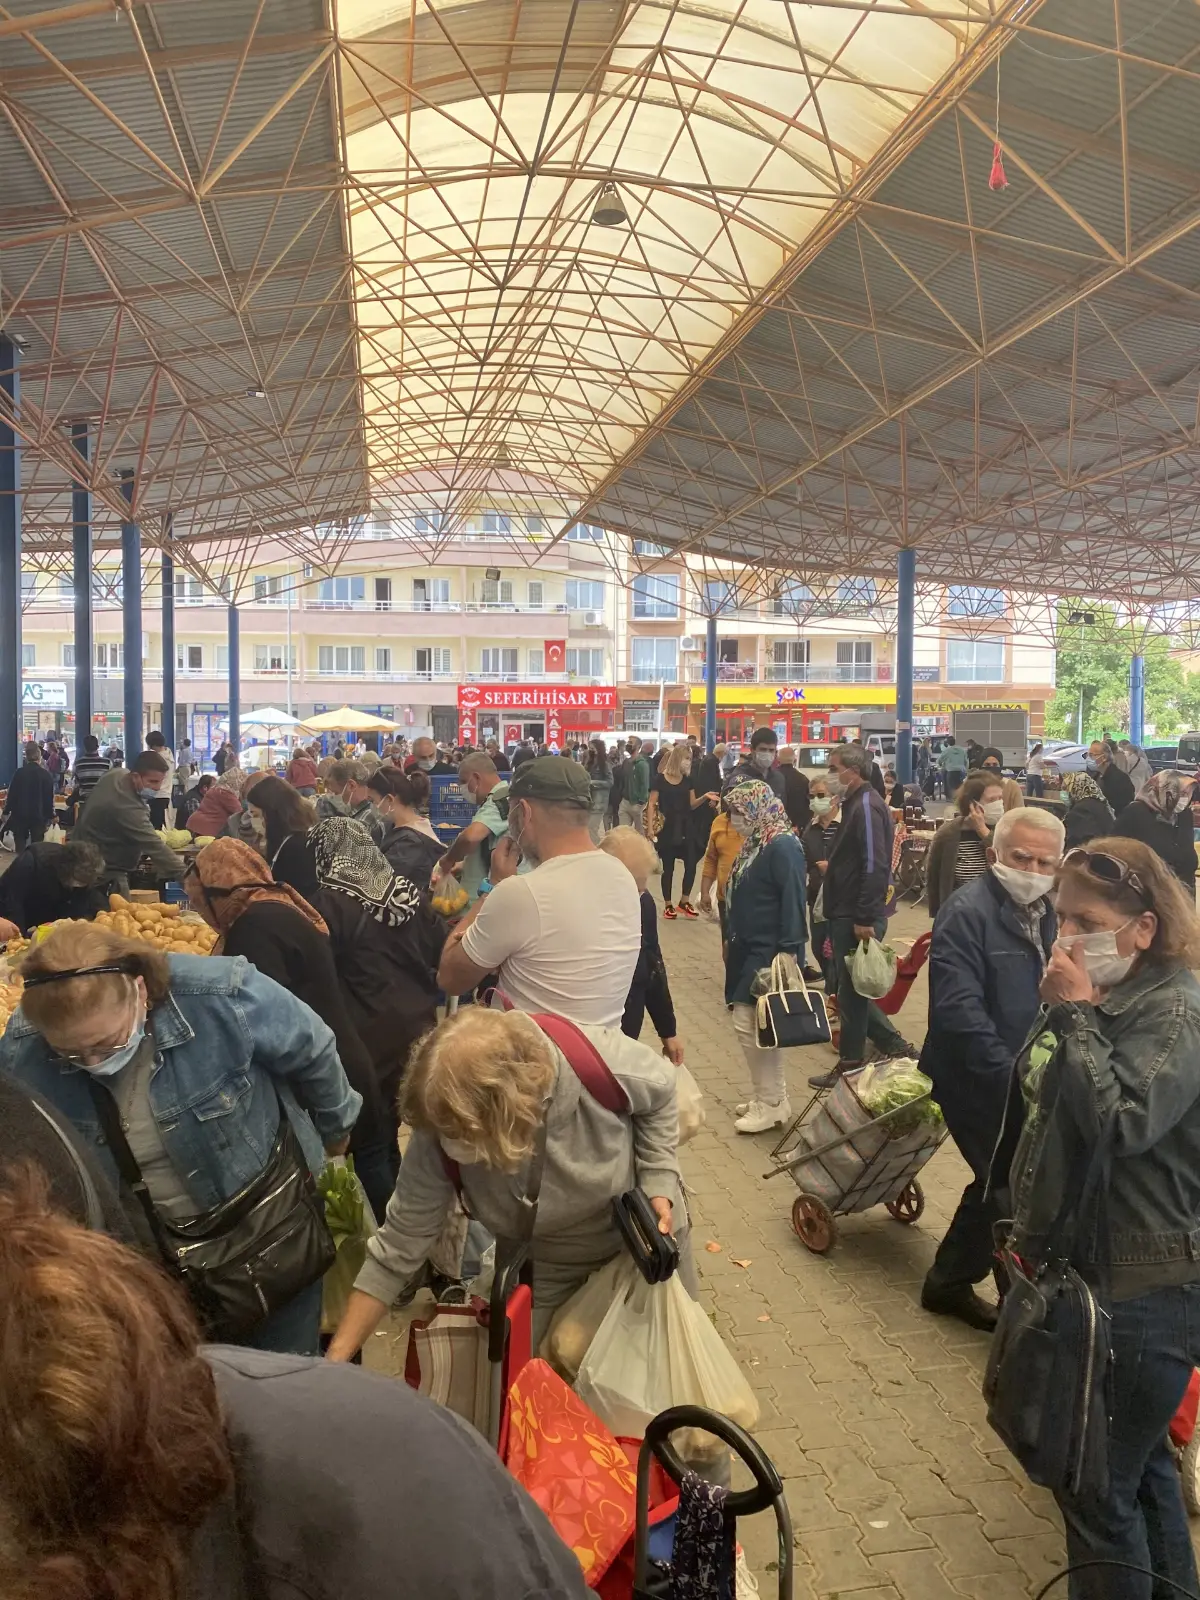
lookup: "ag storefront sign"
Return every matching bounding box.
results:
[457,684,616,745]
[22,680,68,710]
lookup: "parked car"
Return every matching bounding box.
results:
[1040,743,1088,779]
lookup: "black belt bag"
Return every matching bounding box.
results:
[88,1077,335,1340]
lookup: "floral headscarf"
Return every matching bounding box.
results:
[1061,771,1110,811]
[187,837,327,952]
[725,779,794,898]
[214,765,248,800]
[1137,769,1194,819]
[308,815,422,929]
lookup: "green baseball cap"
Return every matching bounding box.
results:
[508,754,590,808]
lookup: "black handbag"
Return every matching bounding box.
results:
[983,1115,1115,1498]
[755,955,831,1049]
[87,1075,335,1341]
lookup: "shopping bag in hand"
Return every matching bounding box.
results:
[543,1256,638,1380]
[317,1156,376,1335]
[575,1271,759,1459]
[845,936,897,1000]
[675,1062,706,1144]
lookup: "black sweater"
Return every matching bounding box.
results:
[622,890,678,1041]
[0,843,106,933]
[1113,799,1197,890]
[4,762,54,826]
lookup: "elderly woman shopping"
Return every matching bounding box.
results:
[722,778,809,1135]
[326,1005,694,1358]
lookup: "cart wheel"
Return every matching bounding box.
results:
[792,1194,838,1254]
[886,1181,925,1224]
[1182,1431,1200,1516]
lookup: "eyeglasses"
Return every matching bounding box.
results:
[1061,847,1149,903]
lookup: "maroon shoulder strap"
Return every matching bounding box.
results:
[533,1013,629,1115]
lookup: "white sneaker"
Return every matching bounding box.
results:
[735,1546,760,1598]
[734,1097,791,1134]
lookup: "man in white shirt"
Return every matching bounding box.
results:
[437,756,640,1027]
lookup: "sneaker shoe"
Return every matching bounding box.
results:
[735,1547,760,1599]
[801,965,824,985]
[807,1059,862,1091]
[921,1281,999,1332]
[734,1097,791,1134]
[663,903,677,919]
[678,900,700,919]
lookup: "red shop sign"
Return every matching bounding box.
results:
[458,684,616,711]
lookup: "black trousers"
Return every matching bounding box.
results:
[659,834,698,902]
[11,823,46,853]
[146,797,170,829]
[925,1078,1009,1292]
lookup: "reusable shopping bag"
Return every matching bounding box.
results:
[675,1062,706,1144]
[845,935,897,1000]
[575,1271,759,1458]
[317,1155,376,1335]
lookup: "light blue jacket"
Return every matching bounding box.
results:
[0,955,362,1211]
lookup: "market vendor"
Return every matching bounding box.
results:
[0,841,108,942]
[71,752,185,890]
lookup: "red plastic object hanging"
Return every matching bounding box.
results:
[988,141,1009,191]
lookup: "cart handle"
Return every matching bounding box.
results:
[634,1407,794,1597]
[761,1093,939,1180]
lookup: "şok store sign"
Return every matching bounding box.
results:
[457,684,617,746]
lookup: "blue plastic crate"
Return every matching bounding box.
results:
[428,775,475,835]
[162,881,189,906]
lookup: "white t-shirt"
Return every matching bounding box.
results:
[460,849,640,1027]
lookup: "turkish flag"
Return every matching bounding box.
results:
[544,639,566,673]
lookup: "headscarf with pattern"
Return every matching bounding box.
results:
[1137,769,1194,819]
[1061,771,1111,811]
[725,778,794,899]
[308,815,422,928]
[187,837,328,952]
[214,764,248,800]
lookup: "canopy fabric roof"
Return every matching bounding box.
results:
[304,705,401,731]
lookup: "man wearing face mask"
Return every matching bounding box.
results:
[723,727,785,800]
[71,751,186,893]
[437,757,640,1026]
[617,735,651,834]
[315,760,383,845]
[925,771,1008,917]
[404,736,438,775]
[918,807,1064,1330]
[431,752,510,902]
[1087,738,1135,813]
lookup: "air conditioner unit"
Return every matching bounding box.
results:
[680,635,699,651]
[584,610,604,627]
[484,566,502,582]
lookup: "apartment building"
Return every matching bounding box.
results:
[18,517,1055,754]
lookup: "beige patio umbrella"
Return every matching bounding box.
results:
[303,705,401,733]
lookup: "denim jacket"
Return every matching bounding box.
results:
[1007,961,1200,1299]
[0,955,362,1212]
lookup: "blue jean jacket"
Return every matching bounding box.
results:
[0,954,362,1211]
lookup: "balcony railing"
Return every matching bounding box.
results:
[763,663,880,685]
[685,662,760,684]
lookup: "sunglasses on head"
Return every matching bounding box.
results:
[1061,847,1149,904]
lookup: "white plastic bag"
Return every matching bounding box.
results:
[44,823,66,845]
[542,1255,637,1379]
[575,1271,759,1456]
[846,935,896,1000]
[676,1063,705,1145]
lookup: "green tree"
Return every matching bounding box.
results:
[1045,606,1200,742]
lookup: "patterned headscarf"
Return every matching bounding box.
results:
[1137,769,1194,819]
[308,815,422,929]
[1061,771,1110,810]
[725,779,794,898]
[187,837,327,952]
[214,765,248,800]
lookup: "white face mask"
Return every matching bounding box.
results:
[991,861,1053,906]
[753,748,775,771]
[981,799,1005,826]
[730,814,753,836]
[810,796,833,817]
[440,1137,482,1166]
[1056,918,1137,988]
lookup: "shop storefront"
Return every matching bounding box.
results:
[457,684,617,748]
[688,684,897,748]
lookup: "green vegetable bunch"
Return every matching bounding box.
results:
[318,1157,368,1247]
[855,1062,945,1137]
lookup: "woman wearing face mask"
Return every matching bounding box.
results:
[369,768,443,887]
[801,779,842,989]
[924,771,1006,916]
[723,779,809,1134]
[0,919,361,1354]
[647,744,719,919]
[1060,770,1115,852]
[184,764,246,838]
[1111,771,1198,893]
[1001,839,1200,1598]
[244,774,319,901]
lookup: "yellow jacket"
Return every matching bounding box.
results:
[702,813,744,902]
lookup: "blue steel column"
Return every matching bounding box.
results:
[704,614,718,750]
[895,548,916,785]
[71,421,93,746]
[1129,654,1145,748]
[161,533,175,752]
[227,603,240,751]
[0,335,22,785]
[120,470,143,758]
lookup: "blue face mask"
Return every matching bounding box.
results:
[80,1000,146,1078]
[1085,759,1101,776]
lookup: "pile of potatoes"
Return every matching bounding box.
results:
[95,894,218,954]
[0,976,22,1031]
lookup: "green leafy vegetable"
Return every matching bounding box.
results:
[854,1061,944,1136]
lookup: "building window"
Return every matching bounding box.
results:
[835,640,873,683]
[92,571,122,603]
[375,647,391,674]
[315,576,364,607]
[252,644,294,673]
[703,580,734,613]
[178,645,204,671]
[61,644,76,668]
[835,578,877,613]
[175,574,204,603]
[527,580,544,609]
[252,574,286,604]
[481,511,511,536]
[566,579,605,611]
[769,640,810,681]
[374,578,392,610]
[566,647,604,678]
[947,638,1005,683]
[415,647,451,676]
[633,539,668,556]
[528,648,545,675]
[526,515,544,534]
[632,573,679,618]
[948,585,1006,618]
[21,643,35,668]
[58,575,74,601]
[480,577,514,606]
[216,645,229,672]
[412,577,450,609]
[565,522,603,541]
[414,512,448,535]
[772,580,814,615]
[631,637,678,683]
[481,647,519,677]
[96,642,124,669]
[317,645,365,674]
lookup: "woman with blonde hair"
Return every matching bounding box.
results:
[326,1004,694,1358]
[1000,837,1200,1596]
[647,742,719,919]
[0,919,361,1354]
